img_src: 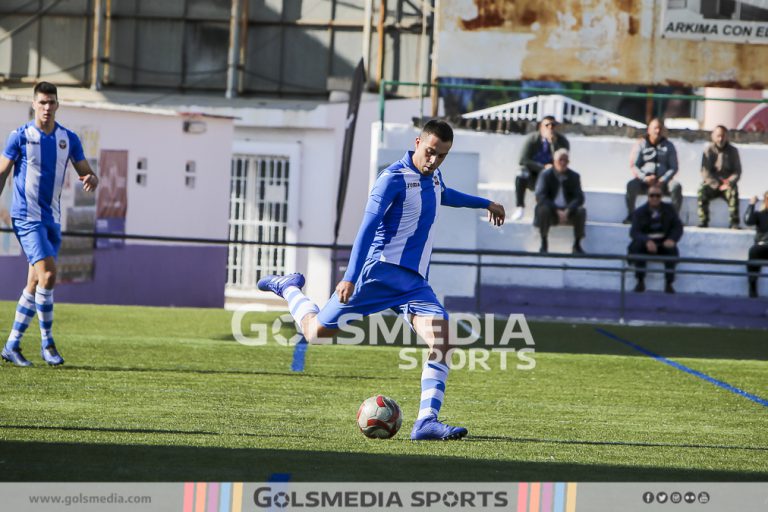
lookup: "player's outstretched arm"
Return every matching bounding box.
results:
[487,201,505,226]
[73,159,99,192]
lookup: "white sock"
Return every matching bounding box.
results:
[284,286,319,334]
[417,360,449,421]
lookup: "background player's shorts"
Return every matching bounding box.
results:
[317,259,448,329]
[12,219,62,264]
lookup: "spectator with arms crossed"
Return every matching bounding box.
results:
[511,115,569,221]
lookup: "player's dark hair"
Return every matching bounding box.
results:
[33,81,58,99]
[714,124,728,133]
[421,120,453,143]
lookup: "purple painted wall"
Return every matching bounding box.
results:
[446,285,768,330]
[0,245,227,308]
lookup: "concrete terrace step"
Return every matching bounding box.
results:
[430,219,762,301]
[480,183,754,227]
[444,285,768,329]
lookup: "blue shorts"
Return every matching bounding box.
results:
[12,219,62,265]
[317,259,448,329]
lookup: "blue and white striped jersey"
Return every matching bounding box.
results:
[343,151,489,282]
[3,122,85,225]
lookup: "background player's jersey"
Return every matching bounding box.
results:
[3,122,85,225]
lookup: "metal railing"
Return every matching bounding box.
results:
[461,94,647,128]
[2,227,764,325]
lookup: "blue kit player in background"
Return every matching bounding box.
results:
[0,82,99,367]
[258,120,505,440]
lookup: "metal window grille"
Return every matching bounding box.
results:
[227,154,290,290]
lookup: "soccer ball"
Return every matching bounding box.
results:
[356,395,402,439]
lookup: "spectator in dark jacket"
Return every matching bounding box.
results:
[628,185,684,293]
[624,118,683,223]
[512,115,569,221]
[745,191,768,298]
[534,148,586,254]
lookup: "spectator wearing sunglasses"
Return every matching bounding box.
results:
[511,116,569,221]
[628,185,684,294]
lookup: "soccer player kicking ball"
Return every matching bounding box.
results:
[258,120,505,440]
[0,82,99,367]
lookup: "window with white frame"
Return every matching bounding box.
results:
[227,153,292,290]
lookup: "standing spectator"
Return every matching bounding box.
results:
[511,115,569,221]
[698,125,741,229]
[624,118,683,223]
[745,192,768,299]
[534,149,586,254]
[628,185,684,294]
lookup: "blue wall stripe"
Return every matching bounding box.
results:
[596,328,768,407]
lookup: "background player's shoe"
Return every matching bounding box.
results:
[41,345,64,366]
[2,346,33,367]
[257,273,305,298]
[410,417,468,440]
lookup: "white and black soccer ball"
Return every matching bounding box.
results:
[356,395,403,439]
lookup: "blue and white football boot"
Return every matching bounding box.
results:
[41,344,64,366]
[410,417,468,441]
[1,346,33,367]
[257,273,306,298]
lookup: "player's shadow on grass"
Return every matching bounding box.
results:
[468,435,768,452]
[1,440,766,482]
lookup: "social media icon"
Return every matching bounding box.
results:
[684,492,696,504]
[671,492,682,504]
[698,492,710,504]
[643,492,655,504]
[657,492,668,503]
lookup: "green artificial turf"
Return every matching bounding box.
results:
[0,302,765,481]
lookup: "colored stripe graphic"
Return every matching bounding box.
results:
[541,482,553,512]
[553,482,566,512]
[517,482,528,512]
[596,328,768,407]
[566,483,577,512]
[183,482,194,512]
[207,483,219,512]
[232,482,244,512]
[195,483,206,512]
[529,482,540,512]
[219,483,232,512]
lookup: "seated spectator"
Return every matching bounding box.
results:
[745,192,768,298]
[698,125,741,229]
[534,148,586,254]
[511,115,569,221]
[628,185,684,294]
[624,118,683,223]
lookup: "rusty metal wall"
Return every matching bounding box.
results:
[437,0,768,89]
